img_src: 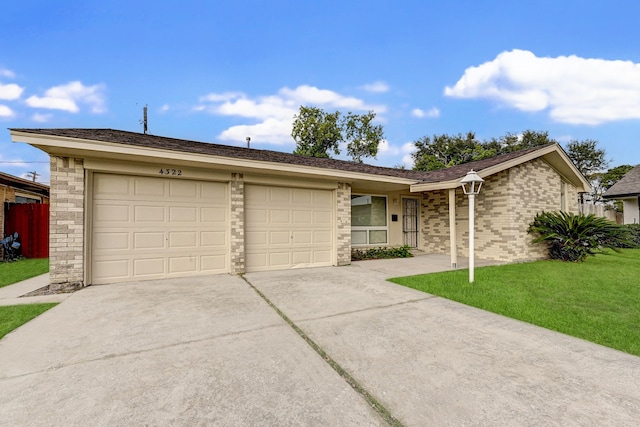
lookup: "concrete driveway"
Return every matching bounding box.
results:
[1,260,639,426]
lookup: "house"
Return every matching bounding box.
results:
[10,128,590,290]
[1,171,50,250]
[603,165,640,224]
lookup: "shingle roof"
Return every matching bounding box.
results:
[0,171,49,195]
[10,128,556,184]
[603,165,640,198]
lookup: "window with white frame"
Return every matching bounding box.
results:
[351,195,388,245]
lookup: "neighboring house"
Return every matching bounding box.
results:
[1,171,50,258]
[603,165,640,225]
[10,128,590,289]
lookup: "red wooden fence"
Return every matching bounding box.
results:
[3,203,49,258]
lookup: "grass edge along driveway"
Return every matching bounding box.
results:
[0,258,53,340]
[0,258,49,288]
[390,249,640,357]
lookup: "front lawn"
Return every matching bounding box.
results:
[0,258,49,288]
[390,249,640,356]
[0,303,58,340]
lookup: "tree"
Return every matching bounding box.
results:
[565,139,609,180]
[291,106,384,162]
[343,111,384,163]
[291,106,342,158]
[592,164,634,208]
[565,139,609,204]
[490,130,557,152]
[412,132,484,171]
[411,130,556,172]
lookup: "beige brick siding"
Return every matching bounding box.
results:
[421,159,577,263]
[336,182,351,266]
[229,173,245,274]
[49,157,85,290]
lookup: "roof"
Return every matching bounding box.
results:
[603,165,640,198]
[9,128,590,192]
[0,170,49,197]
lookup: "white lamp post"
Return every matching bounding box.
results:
[460,170,484,283]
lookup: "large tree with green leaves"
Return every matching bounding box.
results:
[412,130,555,172]
[565,139,609,203]
[291,106,384,162]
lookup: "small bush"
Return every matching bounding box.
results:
[351,245,413,261]
[612,224,640,248]
[528,211,633,262]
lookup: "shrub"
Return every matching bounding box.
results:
[528,211,633,262]
[351,245,413,261]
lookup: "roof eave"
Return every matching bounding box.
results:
[11,130,419,187]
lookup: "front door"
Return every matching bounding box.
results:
[402,198,419,248]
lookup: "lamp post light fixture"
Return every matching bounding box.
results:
[460,170,484,283]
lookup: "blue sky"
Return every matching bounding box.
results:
[2,0,640,184]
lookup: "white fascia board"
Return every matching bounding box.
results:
[11,132,417,186]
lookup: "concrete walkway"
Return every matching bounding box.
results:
[1,258,639,425]
[0,273,72,306]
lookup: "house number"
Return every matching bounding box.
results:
[159,168,182,176]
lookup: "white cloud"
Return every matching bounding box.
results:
[26,81,106,113]
[31,112,53,123]
[378,140,398,156]
[160,104,170,112]
[0,83,23,100]
[361,81,390,93]
[445,49,640,125]
[411,107,440,118]
[0,104,15,117]
[0,68,15,78]
[197,85,386,145]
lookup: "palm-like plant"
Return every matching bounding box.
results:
[528,211,632,262]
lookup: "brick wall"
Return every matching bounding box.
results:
[229,173,245,274]
[336,182,351,265]
[421,159,575,263]
[49,157,85,290]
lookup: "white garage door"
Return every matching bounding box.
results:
[91,173,229,284]
[245,185,334,272]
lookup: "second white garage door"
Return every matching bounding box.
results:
[245,185,334,272]
[91,173,229,284]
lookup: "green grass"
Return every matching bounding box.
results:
[0,303,58,340]
[390,249,640,357]
[0,258,49,288]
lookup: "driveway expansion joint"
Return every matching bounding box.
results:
[295,296,437,323]
[241,276,406,427]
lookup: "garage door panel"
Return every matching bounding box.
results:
[133,258,165,276]
[169,231,198,248]
[293,210,312,224]
[168,256,198,273]
[269,252,291,267]
[169,206,198,222]
[134,178,166,197]
[202,207,226,222]
[134,205,166,222]
[270,210,290,223]
[314,230,332,244]
[92,173,229,284]
[95,174,131,196]
[270,231,291,245]
[134,232,165,249]
[202,255,227,271]
[246,185,334,272]
[292,231,312,244]
[292,189,312,204]
[94,259,129,279]
[94,203,130,223]
[94,232,130,250]
[201,231,227,247]
[169,180,199,198]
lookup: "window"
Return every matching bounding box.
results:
[560,181,566,211]
[15,195,41,204]
[351,195,388,245]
